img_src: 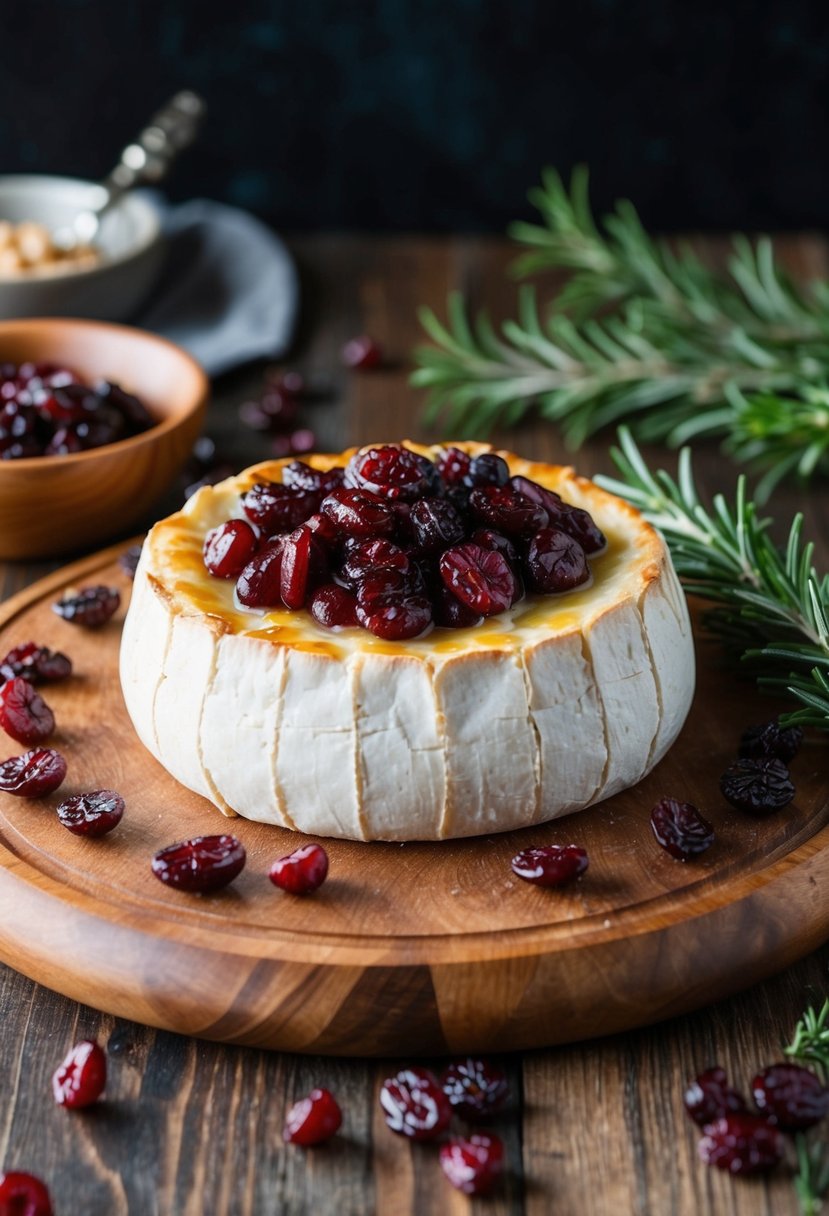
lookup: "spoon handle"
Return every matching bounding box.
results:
[102,90,207,205]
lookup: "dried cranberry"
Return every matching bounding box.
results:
[273,369,306,396]
[283,1087,342,1145]
[320,488,396,538]
[469,485,548,536]
[269,843,329,894]
[471,528,519,568]
[288,428,317,454]
[118,544,143,579]
[439,543,515,616]
[684,1067,748,1127]
[439,1134,504,1197]
[554,505,607,555]
[341,538,411,585]
[380,1067,452,1140]
[410,499,466,553]
[151,834,246,893]
[203,519,259,579]
[236,542,285,609]
[57,789,124,837]
[280,525,325,610]
[509,475,563,516]
[0,748,66,797]
[433,585,484,630]
[346,445,429,502]
[53,585,119,628]
[310,585,359,629]
[437,446,472,486]
[0,678,54,745]
[0,1171,53,1216]
[356,594,433,641]
[241,482,314,535]
[463,453,510,489]
[356,569,423,606]
[739,720,803,764]
[511,844,588,887]
[342,335,382,370]
[720,758,795,815]
[525,528,590,594]
[650,798,715,861]
[51,1039,106,1109]
[304,512,339,549]
[752,1063,829,1130]
[442,1058,508,1119]
[282,461,344,497]
[698,1114,784,1174]
[96,381,154,432]
[238,389,298,432]
[0,643,71,684]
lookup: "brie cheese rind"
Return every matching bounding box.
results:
[119,444,696,841]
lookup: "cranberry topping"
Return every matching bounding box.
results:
[283,1087,342,1145]
[440,543,515,616]
[0,749,66,797]
[341,334,382,370]
[442,1058,509,1119]
[241,482,315,535]
[697,1114,784,1174]
[236,542,285,609]
[380,1067,452,1140]
[356,593,433,641]
[0,1171,53,1215]
[439,1134,505,1197]
[346,445,428,501]
[684,1067,748,1127]
[437,446,472,485]
[310,584,359,629]
[524,528,589,594]
[320,487,396,538]
[341,538,411,584]
[269,843,329,894]
[433,585,484,630]
[553,504,607,555]
[463,452,510,489]
[739,720,803,764]
[0,678,54,745]
[410,499,466,553]
[0,643,71,684]
[51,1039,106,1109]
[57,789,124,837]
[511,844,589,887]
[650,798,715,861]
[282,461,344,497]
[53,585,120,628]
[151,834,246,893]
[720,758,795,815]
[469,485,548,536]
[280,525,325,610]
[304,512,339,548]
[510,475,563,515]
[471,528,519,568]
[203,519,259,579]
[752,1063,829,1130]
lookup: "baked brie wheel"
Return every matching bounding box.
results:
[120,443,695,841]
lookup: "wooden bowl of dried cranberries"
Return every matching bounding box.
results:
[0,318,207,559]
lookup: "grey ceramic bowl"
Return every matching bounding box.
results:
[0,175,164,322]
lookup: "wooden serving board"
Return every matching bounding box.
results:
[0,544,827,1057]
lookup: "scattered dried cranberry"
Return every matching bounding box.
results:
[752,1063,829,1130]
[283,1088,342,1146]
[684,1067,748,1127]
[720,758,795,815]
[0,748,66,798]
[380,1067,452,1140]
[525,528,590,594]
[51,1039,106,1109]
[341,335,382,370]
[650,798,715,861]
[269,843,329,894]
[0,1171,53,1215]
[287,428,316,455]
[0,642,72,684]
[463,453,509,489]
[442,1058,509,1119]
[739,720,803,764]
[241,482,314,535]
[203,520,259,579]
[439,543,515,616]
[118,544,144,579]
[511,844,588,887]
[320,488,396,538]
[469,485,548,536]
[53,585,120,628]
[310,585,359,629]
[151,834,246,893]
[346,445,427,500]
[236,542,285,609]
[439,1134,504,1197]
[698,1114,784,1174]
[57,789,124,837]
[239,388,298,433]
[0,678,54,745]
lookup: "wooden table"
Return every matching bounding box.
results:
[1,235,827,1215]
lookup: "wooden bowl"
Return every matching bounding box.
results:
[0,318,208,560]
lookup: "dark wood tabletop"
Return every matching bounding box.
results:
[0,234,827,1216]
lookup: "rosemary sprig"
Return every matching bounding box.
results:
[413,168,829,493]
[597,430,829,732]
[787,1002,829,1076]
[786,1002,829,1215]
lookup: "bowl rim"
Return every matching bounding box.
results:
[0,316,208,471]
[0,173,163,283]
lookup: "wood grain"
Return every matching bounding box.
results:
[0,234,826,1214]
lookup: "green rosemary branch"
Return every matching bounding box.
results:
[787,1002,829,1077]
[597,430,829,732]
[413,168,829,492]
[786,1002,829,1215]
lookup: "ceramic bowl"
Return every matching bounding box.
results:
[0,318,207,560]
[0,176,164,322]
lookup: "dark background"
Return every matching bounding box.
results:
[4,0,828,233]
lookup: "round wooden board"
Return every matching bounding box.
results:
[0,543,827,1057]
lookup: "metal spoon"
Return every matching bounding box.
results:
[54,90,206,250]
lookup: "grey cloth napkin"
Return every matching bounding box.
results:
[136,198,299,377]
